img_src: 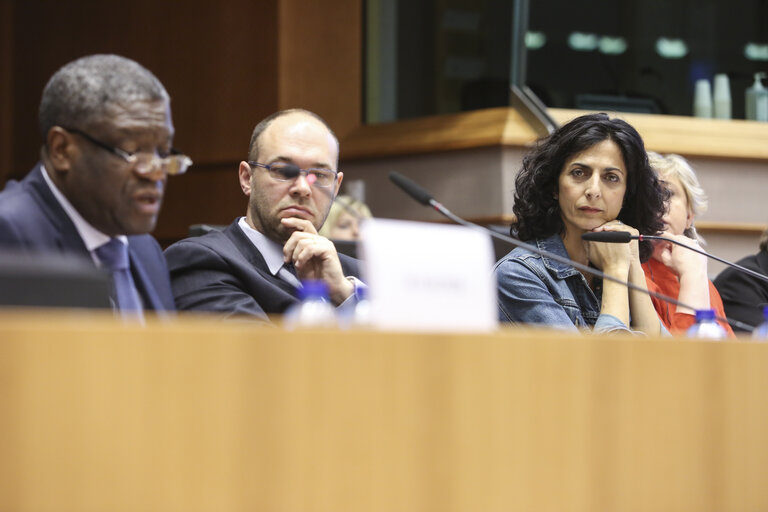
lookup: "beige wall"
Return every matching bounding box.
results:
[343,148,767,278]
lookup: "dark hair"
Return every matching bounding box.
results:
[247,108,337,161]
[511,113,667,262]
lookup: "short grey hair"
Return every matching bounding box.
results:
[247,108,337,162]
[647,152,708,242]
[39,54,170,140]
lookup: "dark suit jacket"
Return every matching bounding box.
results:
[0,164,175,312]
[713,250,768,332]
[164,220,361,321]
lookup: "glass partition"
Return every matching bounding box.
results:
[365,0,768,122]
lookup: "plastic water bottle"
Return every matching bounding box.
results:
[336,286,372,329]
[713,73,732,119]
[751,305,768,340]
[352,286,372,327]
[686,309,726,340]
[283,280,337,329]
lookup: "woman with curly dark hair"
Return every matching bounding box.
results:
[493,113,668,334]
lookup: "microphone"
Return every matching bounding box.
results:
[388,171,756,332]
[582,231,632,243]
[581,232,768,284]
[389,171,434,207]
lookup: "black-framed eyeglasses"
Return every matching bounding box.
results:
[62,127,193,176]
[248,161,338,188]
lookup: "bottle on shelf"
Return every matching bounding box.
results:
[713,73,732,119]
[283,280,337,329]
[693,79,713,118]
[746,72,768,122]
[686,309,727,340]
[751,305,768,340]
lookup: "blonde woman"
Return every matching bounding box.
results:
[642,153,734,336]
[318,195,372,241]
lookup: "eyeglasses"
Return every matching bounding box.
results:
[62,127,192,176]
[248,161,338,188]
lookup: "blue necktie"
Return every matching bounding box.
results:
[95,238,144,319]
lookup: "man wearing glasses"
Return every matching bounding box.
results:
[0,54,190,317]
[164,109,361,321]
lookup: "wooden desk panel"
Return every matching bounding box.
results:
[342,108,768,161]
[0,312,766,511]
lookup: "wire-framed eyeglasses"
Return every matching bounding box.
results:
[248,161,338,188]
[62,127,192,176]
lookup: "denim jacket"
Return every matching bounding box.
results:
[493,234,630,333]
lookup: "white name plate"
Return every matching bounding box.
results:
[359,218,497,332]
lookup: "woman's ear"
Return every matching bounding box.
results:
[686,210,695,230]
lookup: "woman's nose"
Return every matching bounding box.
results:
[585,175,601,198]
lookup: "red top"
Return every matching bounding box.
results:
[642,258,735,337]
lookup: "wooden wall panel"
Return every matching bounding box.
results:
[8,0,280,176]
[0,0,12,186]
[278,0,363,139]
[155,164,246,247]
[2,0,362,243]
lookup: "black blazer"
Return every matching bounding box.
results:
[713,250,768,332]
[164,220,361,321]
[0,164,175,312]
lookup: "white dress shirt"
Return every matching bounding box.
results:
[40,165,128,267]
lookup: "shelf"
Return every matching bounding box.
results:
[342,108,768,162]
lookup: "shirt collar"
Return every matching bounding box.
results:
[536,234,583,279]
[237,216,285,276]
[40,164,127,252]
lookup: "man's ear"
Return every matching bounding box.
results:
[334,171,344,199]
[238,161,253,196]
[45,127,75,172]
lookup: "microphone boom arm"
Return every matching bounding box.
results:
[434,202,755,332]
[387,172,755,332]
[431,200,675,313]
[639,235,768,284]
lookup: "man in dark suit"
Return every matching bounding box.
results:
[164,109,362,321]
[0,54,189,317]
[713,228,768,332]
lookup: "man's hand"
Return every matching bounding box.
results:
[281,217,354,305]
